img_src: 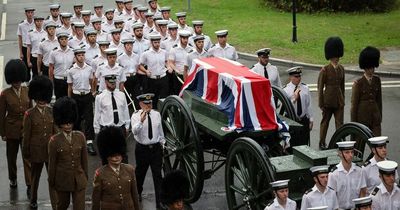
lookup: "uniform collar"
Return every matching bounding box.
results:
[216,43,231,49]
[73,62,88,69]
[337,161,356,173]
[377,182,400,196]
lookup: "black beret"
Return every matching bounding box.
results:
[359,46,380,70]
[53,97,78,126]
[324,36,344,60]
[4,59,28,84]
[28,76,53,103]
[97,126,127,163]
[161,170,189,205]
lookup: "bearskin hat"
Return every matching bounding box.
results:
[324,36,344,60]
[97,126,127,163]
[53,97,78,126]
[28,76,53,103]
[359,46,380,70]
[4,59,28,84]
[161,170,190,205]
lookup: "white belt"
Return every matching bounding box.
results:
[72,90,91,95]
[54,75,67,80]
[149,73,166,79]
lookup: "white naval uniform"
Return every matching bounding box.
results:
[38,37,59,66]
[84,43,99,65]
[143,23,155,36]
[208,43,238,61]
[91,54,107,74]
[93,89,130,134]
[109,41,125,55]
[95,63,127,92]
[118,52,140,75]
[177,24,194,34]
[56,25,73,36]
[371,183,400,210]
[161,36,178,52]
[45,16,62,27]
[71,14,83,23]
[284,82,313,121]
[27,28,47,58]
[131,109,165,145]
[139,47,168,77]
[133,38,150,57]
[97,30,109,42]
[68,36,87,49]
[264,198,296,210]
[168,43,192,75]
[362,157,399,194]
[300,185,338,210]
[91,14,106,23]
[17,19,35,48]
[251,62,282,87]
[49,46,75,78]
[188,34,212,51]
[114,9,124,19]
[185,48,209,72]
[121,10,135,22]
[101,21,115,33]
[67,63,93,93]
[327,162,367,209]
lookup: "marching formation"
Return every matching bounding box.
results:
[0,0,398,210]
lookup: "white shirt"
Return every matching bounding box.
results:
[109,41,125,55]
[56,25,73,36]
[161,36,178,53]
[121,10,135,22]
[44,16,62,28]
[371,183,400,210]
[284,82,313,121]
[38,37,59,66]
[131,109,165,145]
[168,43,192,74]
[68,36,87,49]
[362,157,399,194]
[264,198,297,210]
[93,89,130,133]
[208,43,238,61]
[67,63,93,92]
[84,43,99,65]
[251,62,282,87]
[133,38,150,57]
[118,52,140,74]
[185,48,209,71]
[300,185,338,210]
[189,34,212,51]
[95,63,126,92]
[91,54,107,74]
[139,47,168,76]
[91,14,106,23]
[177,24,194,34]
[97,30,109,42]
[17,19,35,46]
[327,162,367,209]
[102,21,115,34]
[27,28,47,57]
[71,14,82,23]
[49,46,75,77]
[143,23,155,37]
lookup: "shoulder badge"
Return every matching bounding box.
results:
[188,49,193,53]
[371,187,380,196]
[93,55,99,59]
[41,38,46,42]
[266,200,273,207]
[363,160,371,167]
[28,29,34,32]
[68,37,73,40]
[188,43,193,47]
[327,186,334,190]
[304,188,312,195]
[118,64,124,67]
[52,47,58,51]
[99,62,105,66]
[69,64,74,69]
[210,44,216,48]
[46,16,50,20]
[127,18,132,21]
[330,165,337,172]
[118,52,123,57]
[20,20,24,24]
[301,82,306,85]
[172,44,178,48]
[102,30,106,33]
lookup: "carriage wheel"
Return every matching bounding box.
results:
[225,137,276,210]
[272,85,297,121]
[160,95,204,203]
[328,122,374,161]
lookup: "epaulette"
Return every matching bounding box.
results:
[118,52,123,56]
[172,44,178,48]
[266,200,273,207]
[93,55,99,59]
[210,44,215,48]
[330,165,337,172]
[69,64,74,68]
[102,30,106,33]
[124,29,129,33]
[283,84,287,88]
[301,82,306,85]
[127,18,132,21]
[144,48,149,52]
[188,49,193,53]
[80,44,86,48]
[363,160,371,167]
[163,37,168,41]
[371,187,380,196]
[304,188,312,195]
[52,47,58,50]
[204,49,208,52]
[41,38,46,42]
[68,37,73,40]
[46,16,50,20]
[188,43,193,47]
[133,50,138,54]
[327,186,334,190]
[143,37,149,40]
[99,62,105,66]
[28,29,34,32]
[118,64,124,67]
[20,20,24,24]
[149,29,154,33]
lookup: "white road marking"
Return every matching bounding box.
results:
[3,0,6,4]
[1,12,6,40]
[309,84,400,92]
[307,81,400,88]
[0,56,4,88]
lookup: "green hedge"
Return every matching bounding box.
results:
[265,0,398,13]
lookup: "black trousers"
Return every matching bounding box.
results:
[30,56,39,78]
[299,116,311,146]
[41,64,49,77]
[148,76,169,109]
[72,93,95,140]
[136,74,148,95]
[168,72,183,95]
[135,142,162,208]
[22,46,31,82]
[53,78,68,99]
[124,75,140,111]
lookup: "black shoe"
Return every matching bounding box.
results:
[319,142,327,150]
[87,143,97,156]
[9,180,17,188]
[30,202,38,209]
[27,186,31,199]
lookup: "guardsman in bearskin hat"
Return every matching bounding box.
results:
[0,59,32,195]
[351,46,382,136]
[317,36,345,150]
[92,126,140,210]
[48,97,88,210]
[22,76,57,209]
[161,170,190,210]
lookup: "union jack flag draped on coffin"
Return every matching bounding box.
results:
[180,57,279,132]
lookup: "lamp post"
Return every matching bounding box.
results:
[292,0,298,43]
